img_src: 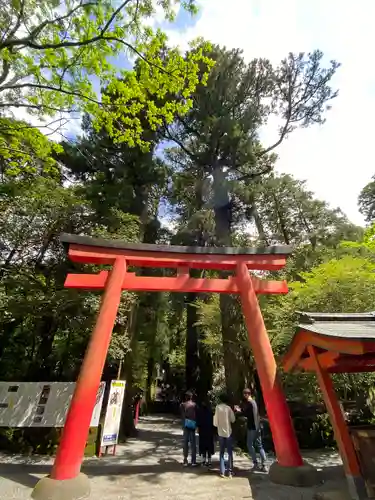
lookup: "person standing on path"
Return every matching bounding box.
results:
[180,391,197,466]
[235,388,267,472]
[197,399,215,467]
[213,393,235,478]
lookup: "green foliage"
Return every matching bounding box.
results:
[367,386,375,416]
[0,117,63,178]
[250,173,361,248]
[98,37,215,150]
[0,175,140,381]
[359,175,375,222]
[0,426,99,456]
[262,254,375,404]
[310,414,335,446]
[290,255,375,312]
[0,0,214,154]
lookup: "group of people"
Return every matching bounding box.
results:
[180,388,267,478]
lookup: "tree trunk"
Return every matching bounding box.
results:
[0,320,21,363]
[28,315,58,380]
[198,330,213,401]
[252,205,269,245]
[120,214,159,436]
[185,292,199,392]
[212,165,242,403]
[271,191,290,244]
[120,303,139,438]
[145,356,154,406]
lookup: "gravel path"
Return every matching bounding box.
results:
[0,415,347,499]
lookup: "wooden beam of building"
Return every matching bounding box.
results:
[299,351,340,371]
[64,271,288,295]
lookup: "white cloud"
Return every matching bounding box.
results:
[164,0,375,225]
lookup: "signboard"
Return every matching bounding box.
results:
[101,380,126,447]
[0,382,106,428]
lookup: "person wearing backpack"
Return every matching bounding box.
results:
[180,391,198,466]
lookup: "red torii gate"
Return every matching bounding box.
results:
[33,234,311,500]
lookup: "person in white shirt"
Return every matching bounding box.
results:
[213,392,236,478]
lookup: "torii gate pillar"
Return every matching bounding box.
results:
[32,235,318,500]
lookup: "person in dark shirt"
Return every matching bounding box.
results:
[180,391,197,466]
[235,388,267,472]
[196,399,215,467]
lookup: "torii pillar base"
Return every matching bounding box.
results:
[32,473,90,500]
[269,461,319,487]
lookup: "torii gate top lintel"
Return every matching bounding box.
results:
[61,233,292,294]
[61,233,292,268]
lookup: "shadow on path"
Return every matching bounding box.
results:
[0,459,228,490]
[0,460,346,498]
[0,415,348,499]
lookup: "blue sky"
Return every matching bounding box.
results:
[159,0,375,226]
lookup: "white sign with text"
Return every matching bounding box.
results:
[101,380,126,447]
[0,381,106,427]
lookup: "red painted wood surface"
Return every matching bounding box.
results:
[236,262,303,468]
[282,330,375,373]
[307,346,361,477]
[299,351,340,371]
[134,401,140,427]
[64,271,288,295]
[51,257,127,480]
[67,244,287,270]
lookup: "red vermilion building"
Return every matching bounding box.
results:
[283,312,375,499]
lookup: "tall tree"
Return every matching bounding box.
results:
[60,104,172,433]
[242,173,362,248]
[0,175,139,380]
[359,176,375,223]
[164,46,340,400]
[168,160,215,395]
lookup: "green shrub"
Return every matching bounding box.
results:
[0,426,99,456]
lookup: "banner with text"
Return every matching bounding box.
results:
[101,380,126,447]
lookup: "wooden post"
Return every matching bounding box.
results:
[117,359,123,380]
[135,400,140,426]
[51,257,127,480]
[236,262,303,467]
[307,346,366,499]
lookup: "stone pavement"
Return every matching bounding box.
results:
[0,415,347,499]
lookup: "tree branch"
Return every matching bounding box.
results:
[7,0,26,41]
[31,2,97,40]
[0,102,79,113]
[0,116,75,134]
[0,60,10,87]
[0,82,101,105]
[236,163,273,182]
[0,0,25,44]
[163,126,198,163]
[0,0,132,50]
